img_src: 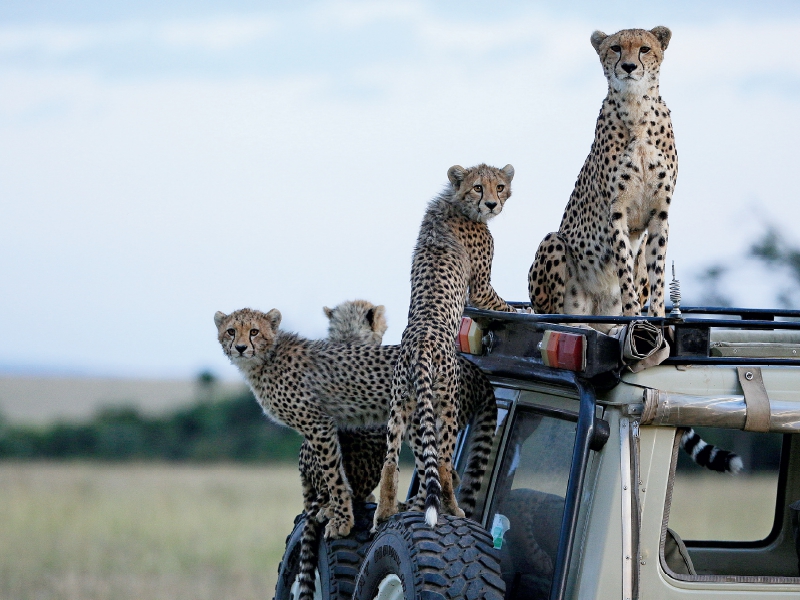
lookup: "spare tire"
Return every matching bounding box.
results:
[352,513,505,600]
[275,504,377,600]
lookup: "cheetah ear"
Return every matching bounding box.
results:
[501,164,515,182]
[590,30,607,54]
[447,165,466,187]
[650,26,671,51]
[323,306,334,320]
[214,311,227,329]
[265,308,282,331]
[371,305,388,335]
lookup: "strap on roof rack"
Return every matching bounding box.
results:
[737,367,771,433]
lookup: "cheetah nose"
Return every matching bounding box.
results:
[621,63,637,74]
[235,344,247,354]
[485,201,497,210]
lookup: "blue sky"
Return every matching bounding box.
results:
[2,1,800,379]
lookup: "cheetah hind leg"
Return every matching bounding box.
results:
[529,232,568,314]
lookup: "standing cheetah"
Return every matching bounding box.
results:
[374,163,516,530]
[294,300,498,600]
[528,27,677,329]
[215,306,498,539]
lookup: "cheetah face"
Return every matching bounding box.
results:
[447,163,514,223]
[591,27,671,94]
[214,308,281,364]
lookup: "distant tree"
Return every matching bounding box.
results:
[749,227,800,308]
[692,225,800,309]
[197,370,217,387]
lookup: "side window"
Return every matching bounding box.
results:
[668,428,782,543]
[486,407,577,600]
[663,429,799,582]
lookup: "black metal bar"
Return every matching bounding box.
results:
[476,304,800,327]
[664,357,800,366]
[464,358,596,600]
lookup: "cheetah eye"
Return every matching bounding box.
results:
[610,45,621,53]
[473,185,482,192]
[250,328,259,336]
[226,328,236,336]
[496,185,505,192]
[640,46,651,54]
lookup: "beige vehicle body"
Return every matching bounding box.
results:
[460,308,800,600]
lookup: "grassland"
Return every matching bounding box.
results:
[0,463,302,600]
[0,462,414,600]
[0,463,775,600]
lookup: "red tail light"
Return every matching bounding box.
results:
[456,317,483,355]
[540,330,586,372]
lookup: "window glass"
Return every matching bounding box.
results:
[487,408,577,600]
[668,428,782,542]
[454,402,509,519]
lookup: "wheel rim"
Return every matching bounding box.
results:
[289,569,322,600]
[374,573,404,600]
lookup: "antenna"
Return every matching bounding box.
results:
[669,261,682,318]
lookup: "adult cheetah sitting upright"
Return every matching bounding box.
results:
[528,27,677,329]
[374,163,516,530]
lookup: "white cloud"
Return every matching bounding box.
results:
[157,16,277,50]
[3,3,800,376]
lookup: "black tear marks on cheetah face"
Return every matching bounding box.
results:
[592,26,671,96]
[528,27,677,331]
[447,163,515,223]
[214,307,281,364]
[374,163,516,532]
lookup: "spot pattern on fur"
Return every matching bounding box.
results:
[295,301,497,600]
[374,163,516,531]
[528,27,677,331]
[215,304,497,547]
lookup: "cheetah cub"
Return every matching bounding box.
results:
[323,299,387,346]
[215,307,394,540]
[216,305,498,541]
[375,163,516,530]
[528,27,676,329]
[295,300,498,600]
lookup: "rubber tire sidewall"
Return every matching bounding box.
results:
[275,505,377,600]
[354,513,506,600]
[352,528,417,600]
[274,513,306,600]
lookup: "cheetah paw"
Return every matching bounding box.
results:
[324,515,353,540]
[371,503,397,533]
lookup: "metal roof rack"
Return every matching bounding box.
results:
[462,305,800,384]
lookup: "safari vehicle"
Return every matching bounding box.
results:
[276,303,800,600]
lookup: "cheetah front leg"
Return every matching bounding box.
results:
[609,211,641,317]
[633,230,650,309]
[645,213,669,317]
[304,422,354,539]
[468,231,516,313]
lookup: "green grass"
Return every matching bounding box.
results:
[0,462,415,600]
[0,462,303,600]
[2,462,769,599]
